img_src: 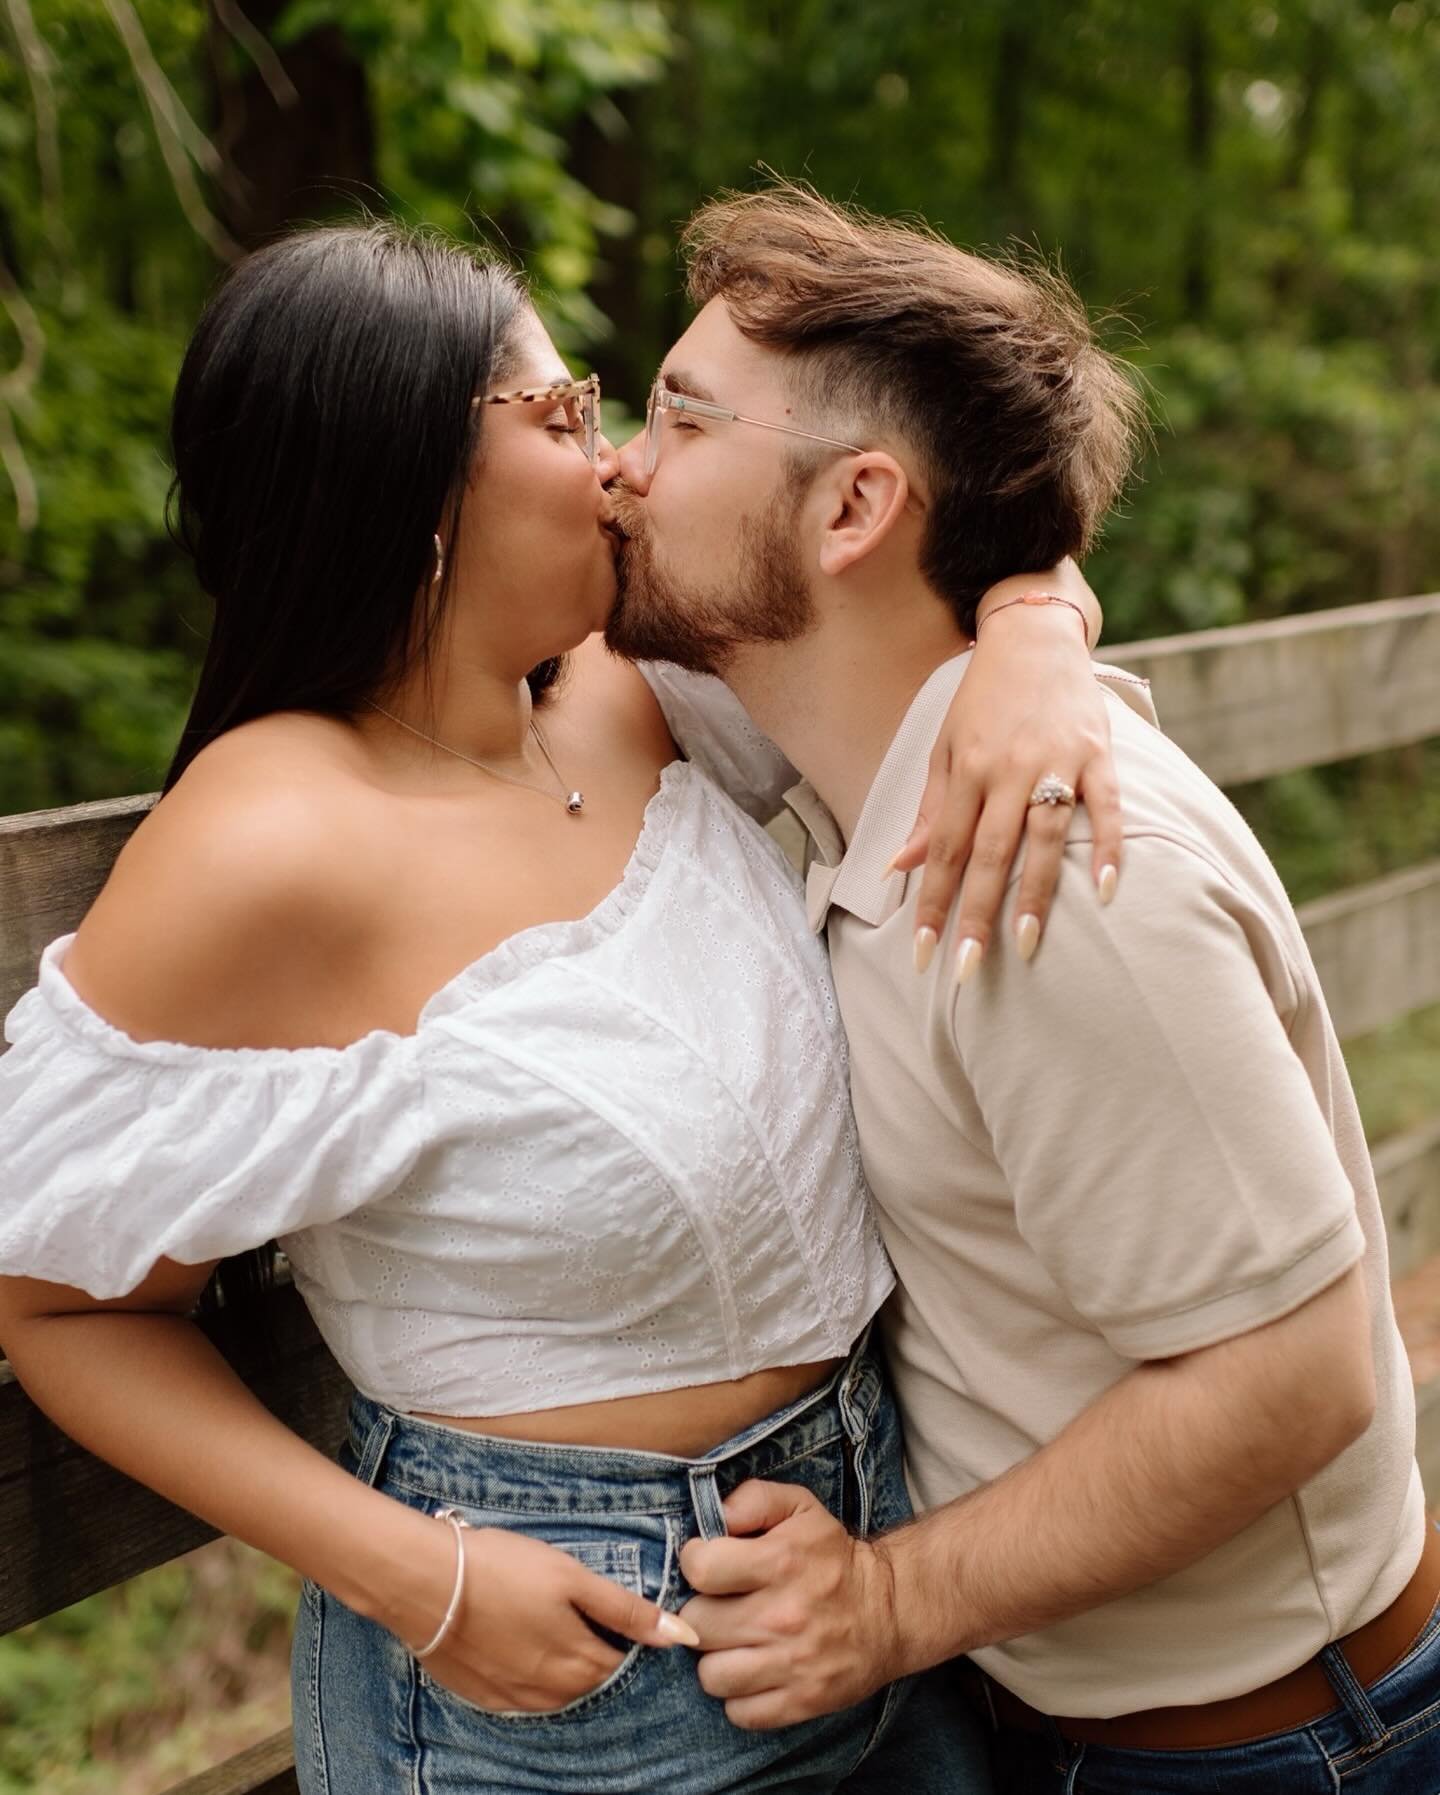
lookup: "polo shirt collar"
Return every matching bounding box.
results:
[786,650,974,934]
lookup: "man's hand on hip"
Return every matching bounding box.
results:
[678,1479,905,1728]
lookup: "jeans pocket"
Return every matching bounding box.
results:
[415,1513,676,1727]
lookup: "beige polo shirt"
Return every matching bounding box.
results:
[787,650,1425,1718]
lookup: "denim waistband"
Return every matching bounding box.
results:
[344,1330,884,1524]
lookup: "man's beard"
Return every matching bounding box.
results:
[604,480,814,677]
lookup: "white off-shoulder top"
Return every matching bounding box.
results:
[0,669,893,1416]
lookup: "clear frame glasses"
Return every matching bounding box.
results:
[482,373,602,464]
[644,381,862,478]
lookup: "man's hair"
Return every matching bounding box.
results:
[681,182,1142,632]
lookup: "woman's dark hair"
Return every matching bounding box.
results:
[165,219,538,1331]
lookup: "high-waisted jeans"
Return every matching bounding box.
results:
[290,1335,993,1794]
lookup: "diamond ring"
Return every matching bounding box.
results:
[1028,774,1077,808]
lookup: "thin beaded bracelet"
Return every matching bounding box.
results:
[412,1507,472,1660]
[975,591,1091,649]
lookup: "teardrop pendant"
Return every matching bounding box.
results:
[566,791,585,815]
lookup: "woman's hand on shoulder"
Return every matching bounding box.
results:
[891,560,1123,978]
[65,730,374,1051]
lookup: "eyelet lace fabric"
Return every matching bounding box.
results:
[0,762,892,1415]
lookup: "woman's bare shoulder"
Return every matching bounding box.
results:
[66,713,384,1049]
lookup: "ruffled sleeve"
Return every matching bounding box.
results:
[0,936,426,1298]
[639,662,797,823]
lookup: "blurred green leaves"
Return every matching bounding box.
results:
[0,0,674,808]
[0,1540,299,1795]
[290,0,673,344]
[2,15,1438,1781]
[2,0,1440,827]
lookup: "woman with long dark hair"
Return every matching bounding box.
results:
[0,221,1118,1793]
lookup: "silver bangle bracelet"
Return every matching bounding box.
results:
[412,1507,472,1660]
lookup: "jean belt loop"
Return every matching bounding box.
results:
[1317,1640,1388,1747]
[688,1463,728,1541]
[1061,1741,1088,1793]
[839,1325,879,1447]
[353,1407,398,1490]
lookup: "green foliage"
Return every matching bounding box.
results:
[1092,329,1440,640]
[272,0,672,345]
[4,0,1440,815]
[0,299,200,808]
[0,1541,298,1794]
[623,0,1440,643]
[6,0,1440,814]
[2,8,1438,1786]
[1347,1002,1440,1145]
[1231,743,1440,907]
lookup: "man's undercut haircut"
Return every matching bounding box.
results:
[681,182,1143,633]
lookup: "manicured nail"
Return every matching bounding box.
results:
[656,1611,701,1648]
[1098,864,1118,906]
[913,926,938,973]
[955,937,983,985]
[885,836,918,877]
[1016,914,1040,962]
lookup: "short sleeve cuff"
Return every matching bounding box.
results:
[1100,1207,1366,1361]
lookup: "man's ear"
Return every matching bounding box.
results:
[817,453,911,578]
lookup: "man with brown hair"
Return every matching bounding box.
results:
[605,185,1437,1792]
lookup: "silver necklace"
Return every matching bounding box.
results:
[365,701,585,815]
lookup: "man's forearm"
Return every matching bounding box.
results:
[880,1267,1374,1675]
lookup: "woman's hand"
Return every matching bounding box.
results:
[0,1278,695,1721]
[406,1525,698,1714]
[891,561,1122,977]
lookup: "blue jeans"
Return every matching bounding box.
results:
[290,1337,992,1794]
[988,1544,1440,1792]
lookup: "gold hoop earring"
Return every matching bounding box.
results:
[432,532,445,585]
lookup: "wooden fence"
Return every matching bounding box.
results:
[1,589,1438,1794]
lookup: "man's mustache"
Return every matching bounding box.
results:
[602,480,647,544]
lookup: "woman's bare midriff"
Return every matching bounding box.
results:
[411,1358,842,1457]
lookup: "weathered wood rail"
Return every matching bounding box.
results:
[1,590,1438,1794]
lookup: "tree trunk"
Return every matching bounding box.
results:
[205,0,377,248]
[1181,9,1212,321]
[98,139,137,313]
[1271,21,1329,304]
[566,91,653,410]
[987,17,1028,234]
